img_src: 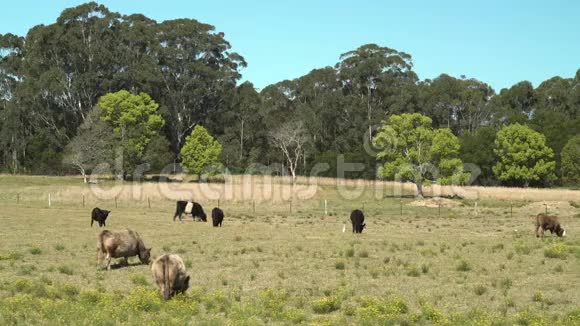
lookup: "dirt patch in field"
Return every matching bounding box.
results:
[407,198,461,208]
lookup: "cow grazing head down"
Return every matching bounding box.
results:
[350,209,365,234]
[97,229,151,270]
[151,254,190,300]
[536,213,566,238]
[91,208,110,227]
[174,201,207,222]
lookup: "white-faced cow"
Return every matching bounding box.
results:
[350,209,366,234]
[151,254,190,300]
[173,201,207,222]
[91,207,110,227]
[536,213,566,238]
[211,207,224,227]
[97,229,151,270]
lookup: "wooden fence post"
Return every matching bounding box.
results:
[400,201,403,216]
[115,197,118,208]
[148,196,151,209]
[16,193,20,204]
[48,193,52,208]
[324,200,328,216]
[82,194,85,208]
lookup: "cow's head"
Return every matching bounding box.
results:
[555,224,566,237]
[360,223,366,233]
[139,248,152,264]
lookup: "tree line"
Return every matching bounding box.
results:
[0,2,578,187]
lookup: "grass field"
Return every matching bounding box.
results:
[0,175,579,325]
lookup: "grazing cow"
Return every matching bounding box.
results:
[151,254,190,300]
[97,229,151,270]
[91,208,110,227]
[350,209,366,234]
[536,213,566,238]
[211,207,224,227]
[173,201,207,222]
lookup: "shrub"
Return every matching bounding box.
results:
[356,296,409,322]
[29,247,42,255]
[123,287,161,312]
[406,266,421,277]
[456,259,471,272]
[474,285,487,296]
[358,250,369,258]
[54,244,65,251]
[57,265,73,275]
[312,296,340,314]
[345,248,355,257]
[544,243,567,259]
[335,261,345,270]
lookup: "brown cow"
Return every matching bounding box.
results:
[97,229,151,270]
[536,213,566,238]
[151,254,190,300]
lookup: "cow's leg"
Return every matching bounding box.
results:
[122,257,129,266]
[103,220,106,227]
[105,252,112,270]
[536,226,541,237]
[539,227,545,239]
[91,219,94,227]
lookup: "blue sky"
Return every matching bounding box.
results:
[1,1,579,91]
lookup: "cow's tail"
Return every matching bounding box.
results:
[163,256,171,300]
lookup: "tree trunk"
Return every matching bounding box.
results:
[240,119,244,161]
[416,182,424,198]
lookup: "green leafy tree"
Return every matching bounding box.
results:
[180,125,222,179]
[373,113,469,197]
[97,90,164,178]
[493,124,556,187]
[561,135,580,184]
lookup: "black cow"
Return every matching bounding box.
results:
[350,209,366,234]
[173,201,207,222]
[211,208,224,227]
[91,208,110,227]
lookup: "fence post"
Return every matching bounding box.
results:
[148,196,151,209]
[438,202,441,217]
[290,201,293,215]
[400,201,403,216]
[474,201,478,216]
[82,194,85,208]
[16,193,20,204]
[218,199,220,208]
[510,202,513,218]
[115,197,118,208]
[48,193,52,208]
[253,200,256,213]
[544,203,548,215]
[324,199,327,216]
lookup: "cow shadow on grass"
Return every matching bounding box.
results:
[105,262,146,270]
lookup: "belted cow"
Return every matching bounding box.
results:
[173,201,207,222]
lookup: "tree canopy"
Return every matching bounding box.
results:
[0,2,579,188]
[373,113,469,197]
[493,124,556,187]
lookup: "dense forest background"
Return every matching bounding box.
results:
[0,3,579,186]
